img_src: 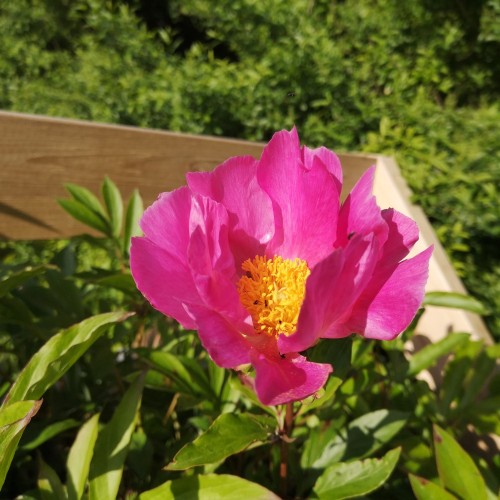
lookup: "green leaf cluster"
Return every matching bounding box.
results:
[1,0,498,338]
[1,182,499,497]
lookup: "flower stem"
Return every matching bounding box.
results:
[279,402,294,498]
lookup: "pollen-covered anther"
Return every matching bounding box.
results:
[237,255,310,337]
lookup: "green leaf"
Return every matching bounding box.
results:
[58,198,109,234]
[3,311,132,405]
[409,474,457,500]
[0,265,52,298]
[299,376,343,415]
[312,409,408,468]
[433,425,488,500]
[139,350,213,399]
[166,413,275,470]
[407,333,469,376]
[21,418,80,451]
[0,400,42,490]
[139,473,280,500]
[66,414,100,500]
[123,189,143,254]
[95,272,138,295]
[88,374,145,500]
[308,336,352,379]
[65,183,107,219]
[423,292,487,314]
[102,176,123,238]
[313,447,401,499]
[38,456,66,500]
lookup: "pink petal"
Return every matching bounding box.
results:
[301,145,343,193]
[187,195,251,327]
[278,234,378,353]
[379,208,419,267]
[346,246,433,340]
[336,166,388,249]
[251,352,332,406]
[257,129,341,267]
[187,155,274,266]
[139,187,192,261]
[130,237,199,329]
[189,306,252,368]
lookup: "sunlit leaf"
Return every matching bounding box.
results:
[407,333,469,376]
[409,474,457,500]
[313,447,401,499]
[38,456,66,500]
[3,311,132,405]
[434,425,487,500]
[139,473,279,500]
[66,414,100,500]
[166,413,275,470]
[123,189,143,254]
[88,374,145,500]
[58,198,109,234]
[102,176,123,238]
[0,400,42,490]
[423,292,487,315]
[64,183,107,219]
[312,410,408,468]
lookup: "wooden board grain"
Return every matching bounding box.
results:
[0,111,491,345]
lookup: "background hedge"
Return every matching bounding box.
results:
[1,0,499,337]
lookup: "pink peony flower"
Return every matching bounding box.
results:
[130,129,432,406]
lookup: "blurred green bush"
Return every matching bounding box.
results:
[0,0,499,336]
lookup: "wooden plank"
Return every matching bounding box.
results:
[0,111,491,346]
[0,111,267,239]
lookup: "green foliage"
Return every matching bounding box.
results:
[1,0,500,494]
[409,425,491,499]
[1,179,499,498]
[139,474,280,500]
[313,447,401,499]
[0,0,498,338]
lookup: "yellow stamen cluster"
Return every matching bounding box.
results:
[237,255,310,337]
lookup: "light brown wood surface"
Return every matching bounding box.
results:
[0,110,491,345]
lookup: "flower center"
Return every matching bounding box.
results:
[237,255,310,337]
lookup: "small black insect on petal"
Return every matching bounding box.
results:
[348,231,356,240]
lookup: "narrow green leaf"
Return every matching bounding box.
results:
[123,189,143,254]
[66,414,100,500]
[0,400,42,490]
[88,374,144,500]
[102,176,123,238]
[38,456,66,500]
[3,311,132,405]
[0,265,52,298]
[166,413,275,470]
[58,198,109,234]
[439,341,482,413]
[65,183,107,219]
[95,272,138,295]
[313,447,401,499]
[407,333,469,376]
[409,474,457,500]
[312,410,408,468]
[434,425,488,500]
[21,418,80,451]
[139,474,280,500]
[423,292,487,315]
[458,348,497,410]
[139,350,213,398]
